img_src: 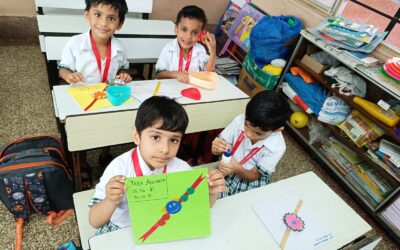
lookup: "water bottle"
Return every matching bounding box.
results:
[221,149,231,163]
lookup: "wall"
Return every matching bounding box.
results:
[150,0,229,24]
[0,0,36,17]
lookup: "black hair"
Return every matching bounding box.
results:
[85,0,128,23]
[176,5,207,29]
[135,96,189,135]
[245,90,290,132]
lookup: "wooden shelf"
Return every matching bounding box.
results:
[294,60,400,144]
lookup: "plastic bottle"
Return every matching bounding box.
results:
[353,96,399,127]
[221,149,232,163]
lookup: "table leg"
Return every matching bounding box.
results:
[72,152,82,191]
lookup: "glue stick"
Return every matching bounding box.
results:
[221,149,232,163]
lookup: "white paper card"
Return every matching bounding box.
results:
[129,81,181,103]
[251,194,334,249]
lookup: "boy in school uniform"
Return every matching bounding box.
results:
[211,91,290,198]
[88,96,227,235]
[155,5,216,83]
[58,0,133,188]
[58,0,132,84]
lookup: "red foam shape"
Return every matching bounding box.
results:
[181,87,201,100]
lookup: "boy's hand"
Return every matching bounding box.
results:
[105,175,126,206]
[66,72,85,84]
[218,159,239,175]
[203,32,216,55]
[211,137,229,155]
[176,71,190,84]
[207,169,227,195]
[116,72,132,83]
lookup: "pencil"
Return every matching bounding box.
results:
[152,81,161,96]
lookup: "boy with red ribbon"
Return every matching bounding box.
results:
[155,5,216,83]
[58,0,132,84]
[211,91,290,198]
[88,96,226,235]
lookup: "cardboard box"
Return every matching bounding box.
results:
[237,67,266,97]
[300,45,328,74]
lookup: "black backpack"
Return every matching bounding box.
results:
[0,135,74,249]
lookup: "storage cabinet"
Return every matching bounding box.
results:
[279,30,400,243]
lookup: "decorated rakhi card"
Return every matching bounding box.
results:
[251,194,334,249]
[125,168,211,244]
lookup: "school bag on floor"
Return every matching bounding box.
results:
[0,135,74,250]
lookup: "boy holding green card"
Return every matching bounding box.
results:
[88,96,226,235]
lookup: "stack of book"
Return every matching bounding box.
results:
[381,196,400,231]
[365,141,400,181]
[347,164,393,206]
[308,17,387,53]
[215,57,241,76]
[320,136,393,206]
[319,136,361,175]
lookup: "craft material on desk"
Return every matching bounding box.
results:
[67,83,134,111]
[252,194,334,249]
[181,87,201,100]
[188,72,218,89]
[125,168,211,244]
[130,81,181,103]
[153,81,162,96]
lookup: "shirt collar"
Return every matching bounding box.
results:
[80,30,124,57]
[237,115,279,152]
[135,147,164,176]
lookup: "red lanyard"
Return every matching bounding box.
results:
[132,148,166,176]
[178,48,192,72]
[231,131,264,165]
[90,31,111,83]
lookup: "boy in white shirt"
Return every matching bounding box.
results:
[89,96,227,235]
[155,5,216,83]
[211,91,290,198]
[58,0,132,84]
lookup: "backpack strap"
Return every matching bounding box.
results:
[47,209,74,225]
[24,172,51,214]
[15,218,24,250]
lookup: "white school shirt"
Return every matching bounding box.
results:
[219,114,286,173]
[58,30,129,83]
[91,147,191,228]
[155,38,209,73]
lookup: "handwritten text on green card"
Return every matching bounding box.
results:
[125,175,168,201]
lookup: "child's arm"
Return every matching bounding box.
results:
[203,32,216,72]
[156,71,190,84]
[207,169,227,207]
[218,160,261,182]
[116,69,132,83]
[59,68,85,84]
[89,175,126,228]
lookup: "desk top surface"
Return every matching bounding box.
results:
[88,171,371,250]
[37,15,175,36]
[35,0,153,13]
[52,76,249,121]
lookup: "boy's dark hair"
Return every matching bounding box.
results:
[135,96,189,135]
[176,5,207,29]
[245,90,290,131]
[85,0,128,23]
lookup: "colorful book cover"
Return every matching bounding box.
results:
[219,2,241,34]
[227,3,264,52]
[125,168,211,244]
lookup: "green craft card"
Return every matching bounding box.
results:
[125,168,211,244]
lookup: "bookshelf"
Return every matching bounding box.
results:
[279,30,400,243]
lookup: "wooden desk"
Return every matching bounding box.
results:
[52,76,249,189]
[37,15,175,86]
[88,171,372,250]
[35,0,153,16]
